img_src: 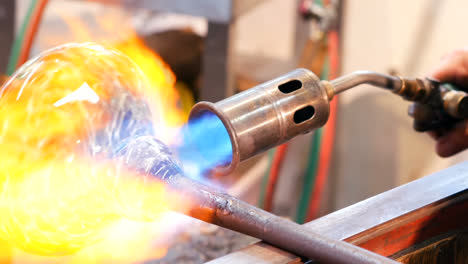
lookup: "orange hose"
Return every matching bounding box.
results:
[306,30,339,221]
[16,0,49,68]
[264,143,289,212]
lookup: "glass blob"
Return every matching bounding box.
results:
[113,136,183,221]
[0,43,179,255]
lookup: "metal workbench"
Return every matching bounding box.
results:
[207,161,468,263]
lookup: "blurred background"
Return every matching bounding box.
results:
[1,0,468,263]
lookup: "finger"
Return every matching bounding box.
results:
[429,49,468,87]
[428,127,451,140]
[428,130,443,140]
[429,56,461,81]
[435,120,468,157]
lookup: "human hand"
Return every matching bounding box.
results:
[428,48,468,157]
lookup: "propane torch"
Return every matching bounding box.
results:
[190,68,468,174]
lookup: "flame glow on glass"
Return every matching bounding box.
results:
[0,8,236,264]
[0,43,192,260]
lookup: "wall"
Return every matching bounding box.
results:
[331,0,468,210]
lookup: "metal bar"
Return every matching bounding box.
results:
[0,0,14,74]
[169,176,398,264]
[208,161,468,263]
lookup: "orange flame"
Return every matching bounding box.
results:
[51,8,186,134]
[0,6,194,264]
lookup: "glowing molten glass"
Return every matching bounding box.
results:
[0,43,188,256]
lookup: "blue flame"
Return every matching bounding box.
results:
[97,104,232,182]
[171,111,233,181]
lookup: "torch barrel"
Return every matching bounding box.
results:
[189,68,331,175]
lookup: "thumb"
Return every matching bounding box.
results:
[436,120,468,157]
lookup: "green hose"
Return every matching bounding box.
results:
[295,56,330,224]
[295,128,323,223]
[258,149,276,208]
[7,0,38,75]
